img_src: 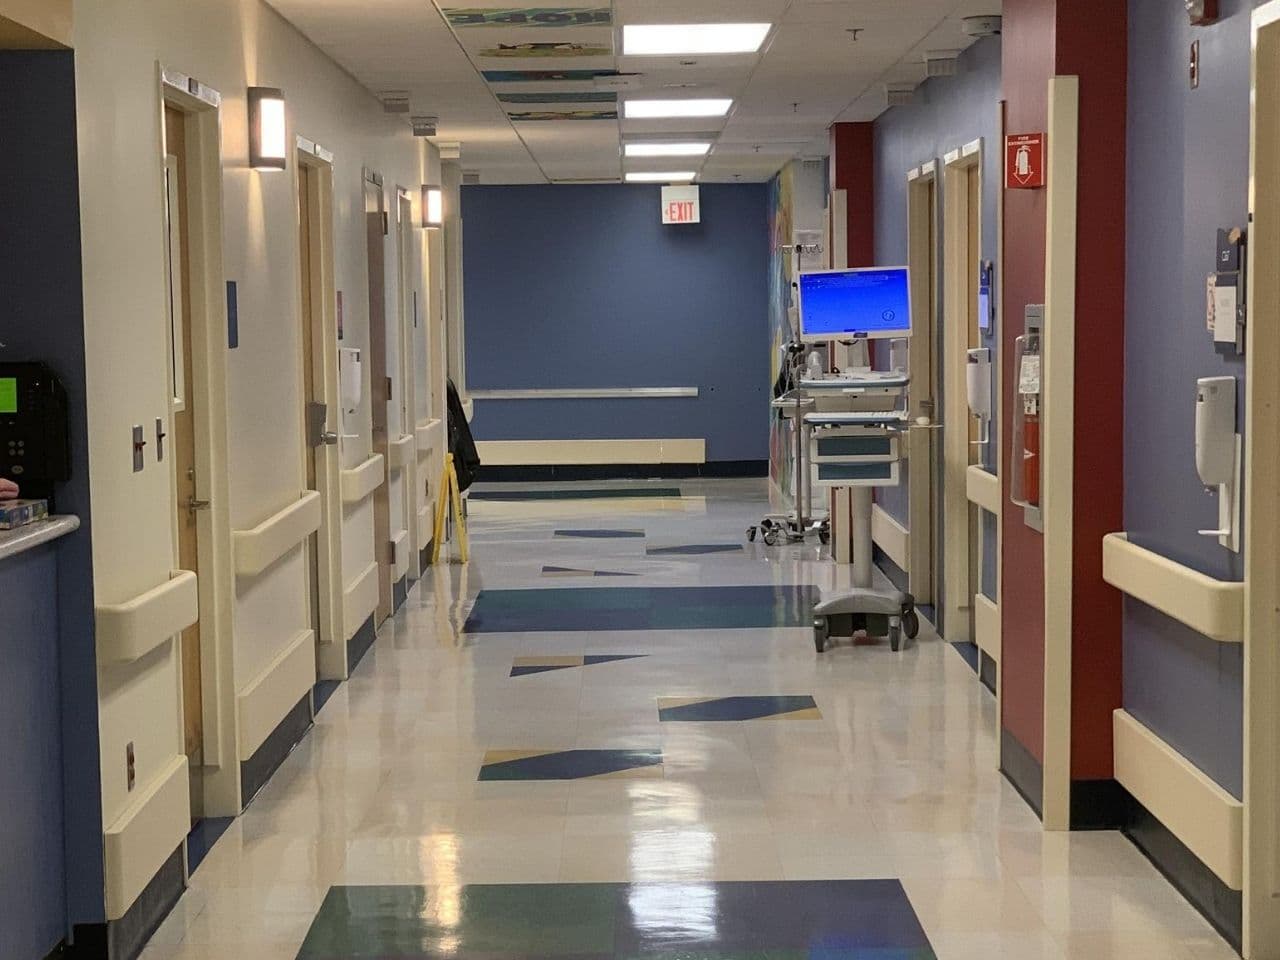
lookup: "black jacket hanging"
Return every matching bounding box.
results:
[446,378,481,492]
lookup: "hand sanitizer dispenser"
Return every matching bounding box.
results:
[1195,375,1239,551]
[339,347,362,414]
[967,348,992,445]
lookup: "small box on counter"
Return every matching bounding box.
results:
[0,498,50,530]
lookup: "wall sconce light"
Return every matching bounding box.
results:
[248,87,287,171]
[422,183,444,229]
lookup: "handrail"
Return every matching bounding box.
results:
[966,465,1000,515]
[388,434,416,471]
[233,491,321,578]
[470,387,698,400]
[1102,533,1243,644]
[96,570,199,664]
[341,453,385,505]
[415,417,444,456]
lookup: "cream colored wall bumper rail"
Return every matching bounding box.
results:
[470,387,699,400]
[389,434,415,471]
[1102,532,1243,643]
[232,491,321,578]
[965,465,1000,515]
[341,453,385,505]
[1114,709,1243,890]
[96,570,199,664]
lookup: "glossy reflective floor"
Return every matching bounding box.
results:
[140,479,1238,960]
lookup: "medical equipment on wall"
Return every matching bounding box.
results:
[797,266,912,342]
[1195,375,1241,552]
[0,362,70,488]
[966,348,992,445]
[1010,305,1043,527]
[978,261,995,333]
[1206,227,1246,355]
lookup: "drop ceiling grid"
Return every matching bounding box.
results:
[264,0,1000,184]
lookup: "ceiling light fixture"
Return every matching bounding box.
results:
[624,142,712,158]
[625,171,697,183]
[624,98,733,119]
[623,23,772,56]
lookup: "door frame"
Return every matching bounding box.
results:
[941,140,984,644]
[906,161,939,605]
[394,186,420,584]
[1244,6,1280,955]
[295,142,346,681]
[364,168,395,624]
[157,69,238,817]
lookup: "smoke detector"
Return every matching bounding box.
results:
[380,91,411,114]
[962,15,1002,38]
[885,83,916,108]
[923,50,960,77]
[411,116,439,137]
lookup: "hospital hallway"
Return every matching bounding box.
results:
[137,480,1236,960]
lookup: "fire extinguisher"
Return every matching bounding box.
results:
[1023,394,1040,507]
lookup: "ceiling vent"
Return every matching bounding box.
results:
[411,115,439,137]
[885,83,916,107]
[380,91,412,114]
[593,73,644,90]
[437,142,462,161]
[923,51,961,78]
[962,16,1002,39]
[463,171,481,185]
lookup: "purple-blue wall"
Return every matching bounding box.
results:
[0,50,104,951]
[462,183,770,463]
[872,38,1003,607]
[1124,0,1257,798]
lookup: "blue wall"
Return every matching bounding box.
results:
[1123,0,1257,798]
[0,50,104,950]
[462,183,770,462]
[872,37,1003,607]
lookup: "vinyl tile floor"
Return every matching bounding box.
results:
[140,478,1237,960]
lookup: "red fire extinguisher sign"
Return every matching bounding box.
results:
[1006,133,1045,189]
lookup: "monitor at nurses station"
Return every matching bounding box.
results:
[797,266,912,342]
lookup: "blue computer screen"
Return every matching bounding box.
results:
[798,267,911,340]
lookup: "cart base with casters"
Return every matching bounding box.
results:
[747,516,830,546]
[813,589,919,653]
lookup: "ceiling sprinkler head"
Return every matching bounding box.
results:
[846,28,864,41]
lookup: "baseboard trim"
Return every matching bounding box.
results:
[476,460,767,482]
[872,549,910,595]
[1069,778,1131,830]
[393,574,407,612]
[346,613,377,674]
[420,543,432,571]
[70,844,184,960]
[1001,727,1044,819]
[1125,797,1243,950]
[239,694,311,810]
[978,649,997,694]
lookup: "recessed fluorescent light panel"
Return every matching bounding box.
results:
[624,99,733,119]
[624,142,712,158]
[625,171,697,183]
[623,23,772,56]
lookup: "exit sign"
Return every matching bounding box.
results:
[662,185,700,225]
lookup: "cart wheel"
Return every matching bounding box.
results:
[889,625,902,652]
[747,526,758,542]
[902,609,919,640]
[813,616,829,653]
[764,528,781,546]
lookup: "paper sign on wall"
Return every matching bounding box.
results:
[662,185,700,225]
[1006,133,1045,189]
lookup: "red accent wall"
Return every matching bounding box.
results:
[1058,0,1127,780]
[1000,0,1055,765]
[830,123,875,267]
[1000,0,1127,782]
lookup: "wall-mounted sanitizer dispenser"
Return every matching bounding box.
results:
[966,348,992,444]
[1196,375,1240,552]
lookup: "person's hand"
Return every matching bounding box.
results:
[0,479,19,501]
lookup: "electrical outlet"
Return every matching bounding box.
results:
[126,742,136,791]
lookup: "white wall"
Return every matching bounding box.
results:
[73,0,445,919]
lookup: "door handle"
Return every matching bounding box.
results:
[321,431,339,446]
[185,497,211,517]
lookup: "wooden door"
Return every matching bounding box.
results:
[164,105,203,822]
[965,164,982,636]
[298,164,322,638]
[365,180,393,624]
